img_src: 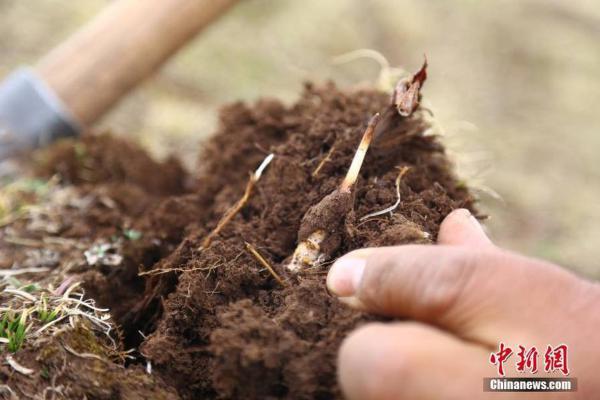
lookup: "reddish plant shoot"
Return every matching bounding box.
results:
[392,57,428,117]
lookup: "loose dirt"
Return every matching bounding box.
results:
[0,82,476,399]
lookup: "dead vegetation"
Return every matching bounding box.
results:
[0,276,115,355]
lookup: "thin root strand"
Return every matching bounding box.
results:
[360,166,410,220]
[199,154,274,250]
[312,145,336,177]
[244,242,287,287]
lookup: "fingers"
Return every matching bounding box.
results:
[328,245,484,326]
[328,245,584,343]
[437,208,493,247]
[338,321,503,400]
[327,208,491,298]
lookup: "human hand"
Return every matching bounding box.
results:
[327,209,600,399]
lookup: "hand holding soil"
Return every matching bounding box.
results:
[330,209,600,399]
[7,62,585,398]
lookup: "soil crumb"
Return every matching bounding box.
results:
[1,82,476,399]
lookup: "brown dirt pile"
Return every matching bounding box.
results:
[0,82,475,399]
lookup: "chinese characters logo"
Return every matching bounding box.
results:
[489,343,569,376]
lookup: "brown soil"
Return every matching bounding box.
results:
[0,82,476,399]
[34,133,187,196]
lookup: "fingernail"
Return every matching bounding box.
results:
[456,208,472,218]
[338,296,367,310]
[458,208,481,229]
[327,256,366,297]
[465,209,488,233]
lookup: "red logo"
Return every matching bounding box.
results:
[516,345,539,374]
[489,342,513,376]
[489,343,569,376]
[544,344,569,375]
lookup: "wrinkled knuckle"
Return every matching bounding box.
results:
[417,250,477,320]
[359,251,399,307]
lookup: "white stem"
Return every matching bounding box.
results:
[253,153,274,180]
[340,113,380,192]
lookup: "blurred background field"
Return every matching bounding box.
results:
[1,0,599,277]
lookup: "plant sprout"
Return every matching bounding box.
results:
[123,229,142,241]
[286,114,380,272]
[0,310,29,353]
[392,57,428,117]
[37,294,62,324]
[286,60,429,273]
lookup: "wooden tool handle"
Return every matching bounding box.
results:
[36,0,238,127]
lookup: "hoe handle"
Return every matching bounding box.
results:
[36,0,238,127]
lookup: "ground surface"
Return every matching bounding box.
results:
[1,0,599,277]
[1,85,473,398]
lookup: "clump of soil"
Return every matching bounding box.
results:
[34,133,186,195]
[1,82,476,399]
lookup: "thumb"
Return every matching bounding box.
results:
[327,245,585,344]
[437,208,492,247]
